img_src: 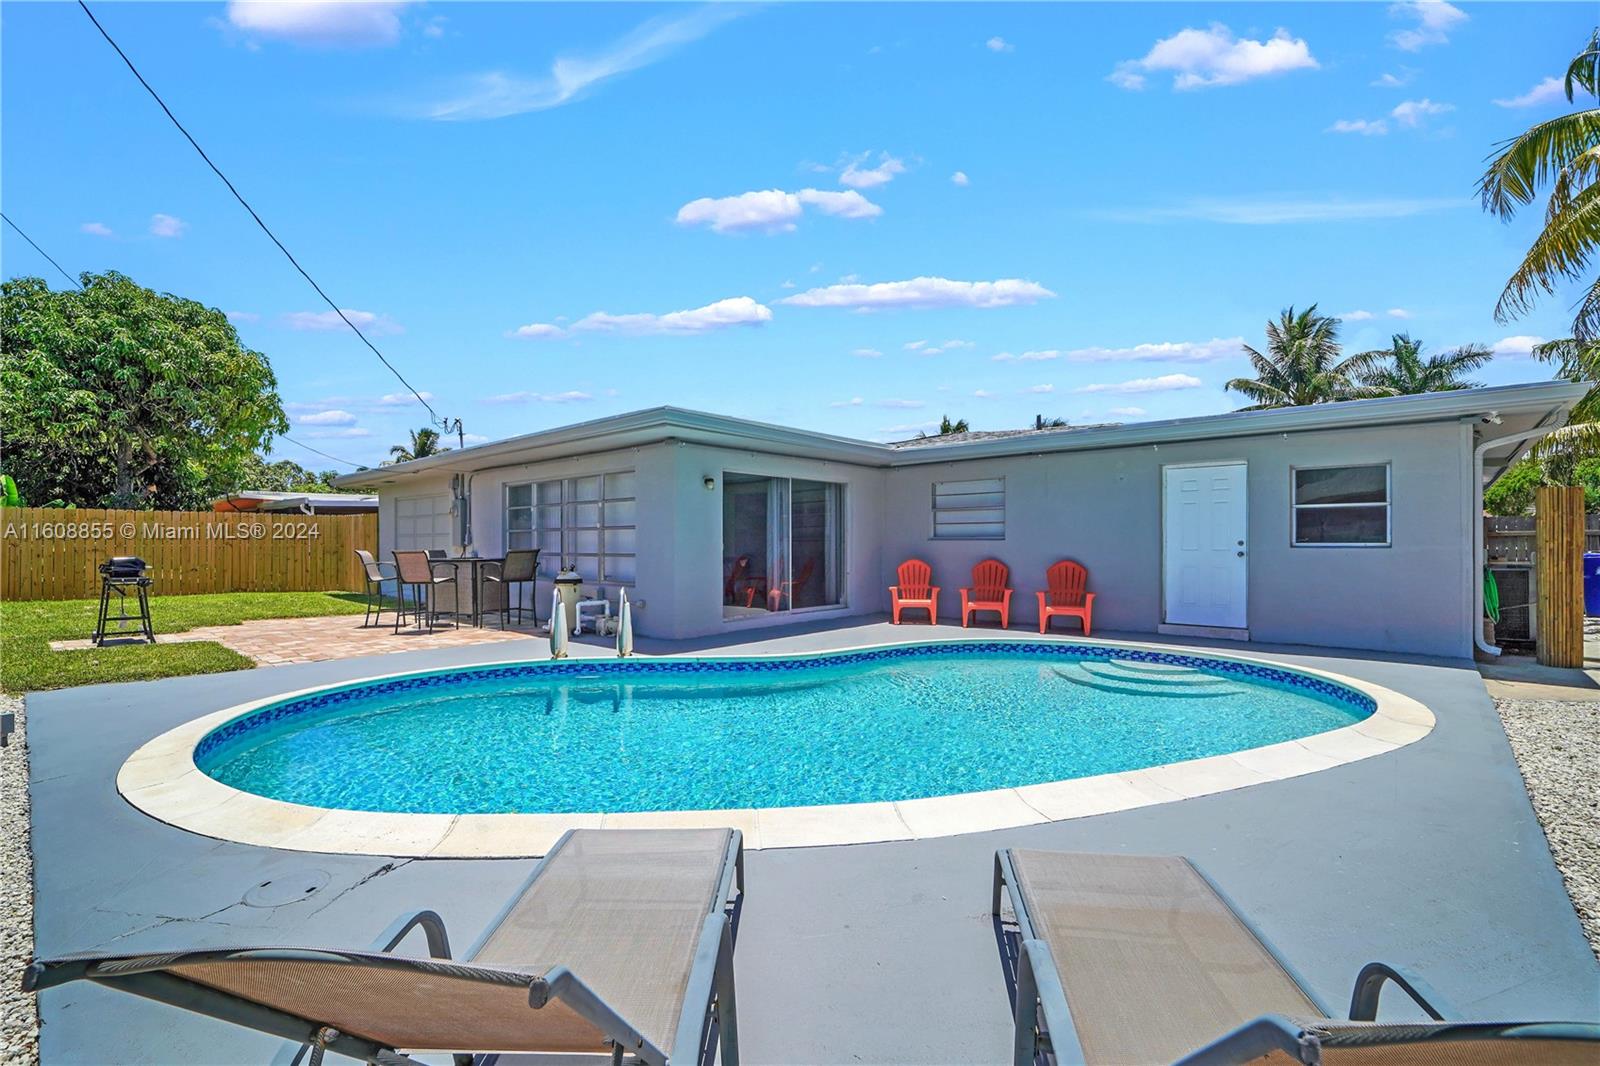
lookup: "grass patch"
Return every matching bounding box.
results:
[1,590,377,693]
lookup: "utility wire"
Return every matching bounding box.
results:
[1,212,80,289]
[76,0,448,432]
[280,435,365,469]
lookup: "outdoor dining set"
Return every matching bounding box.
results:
[354,547,601,635]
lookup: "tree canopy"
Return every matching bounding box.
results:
[1,271,287,508]
[1225,305,1389,409]
[1358,334,1492,394]
[387,426,449,464]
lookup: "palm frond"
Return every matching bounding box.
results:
[1565,29,1600,100]
[1494,182,1600,321]
[1531,417,1600,462]
[1478,108,1600,219]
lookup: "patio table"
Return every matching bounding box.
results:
[432,556,507,628]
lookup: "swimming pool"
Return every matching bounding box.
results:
[192,641,1375,815]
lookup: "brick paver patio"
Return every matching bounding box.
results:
[52,613,547,665]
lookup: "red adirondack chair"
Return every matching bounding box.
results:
[767,557,816,611]
[1037,559,1095,635]
[960,558,1013,628]
[890,558,939,623]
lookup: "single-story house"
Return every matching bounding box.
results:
[336,380,1585,658]
[212,491,378,515]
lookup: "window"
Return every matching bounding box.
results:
[932,478,1005,540]
[1292,465,1390,546]
[722,473,844,619]
[504,470,636,584]
[394,495,452,552]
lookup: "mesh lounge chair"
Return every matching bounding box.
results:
[992,849,1600,1066]
[391,550,457,634]
[26,828,744,1066]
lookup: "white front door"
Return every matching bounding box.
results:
[1163,463,1248,629]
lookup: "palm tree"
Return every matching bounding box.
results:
[1032,414,1068,429]
[1479,28,1600,341]
[938,415,970,434]
[1224,305,1389,410]
[387,427,449,464]
[1358,334,1492,394]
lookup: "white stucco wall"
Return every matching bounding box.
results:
[877,420,1474,658]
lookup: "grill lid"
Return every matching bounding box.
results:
[100,556,149,577]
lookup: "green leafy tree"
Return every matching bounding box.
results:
[1479,29,1600,341]
[1483,458,1545,515]
[938,415,970,434]
[387,426,449,463]
[1032,414,1068,429]
[229,453,343,493]
[1,272,287,508]
[1225,305,1389,410]
[1358,334,1493,394]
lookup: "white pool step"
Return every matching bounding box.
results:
[1051,661,1242,699]
[1078,659,1234,686]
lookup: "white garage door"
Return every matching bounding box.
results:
[394,495,453,552]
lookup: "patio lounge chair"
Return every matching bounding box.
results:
[992,848,1600,1065]
[960,558,1013,629]
[1036,560,1095,636]
[25,828,744,1066]
[890,558,939,623]
[353,549,395,628]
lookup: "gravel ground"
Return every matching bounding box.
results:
[1495,696,1600,960]
[0,693,36,1066]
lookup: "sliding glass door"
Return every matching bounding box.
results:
[722,473,843,618]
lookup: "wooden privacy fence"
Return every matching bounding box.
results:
[1485,514,1600,564]
[1534,485,1586,668]
[0,507,377,601]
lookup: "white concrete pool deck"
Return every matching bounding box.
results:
[115,635,1435,856]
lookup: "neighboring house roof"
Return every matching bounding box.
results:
[213,491,378,513]
[335,380,1588,489]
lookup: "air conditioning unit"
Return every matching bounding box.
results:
[1489,564,1535,647]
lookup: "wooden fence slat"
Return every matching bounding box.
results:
[0,506,377,601]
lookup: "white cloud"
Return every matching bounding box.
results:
[879,421,939,437]
[1491,335,1545,357]
[417,7,743,120]
[1494,77,1565,109]
[508,322,569,340]
[973,389,998,398]
[376,390,433,406]
[224,310,260,324]
[1386,307,1412,319]
[1371,70,1413,88]
[991,350,1060,362]
[904,337,974,356]
[1338,309,1376,321]
[838,154,906,190]
[461,432,491,445]
[509,296,772,339]
[1388,1,1467,52]
[876,398,925,409]
[1061,337,1243,364]
[80,222,114,237]
[852,347,883,358]
[986,36,1013,53]
[1099,195,1463,225]
[297,409,357,426]
[904,339,928,351]
[781,276,1055,312]
[1390,97,1453,127]
[226,1,410,47]
[675,188,880,234]
[1111,24,1317,91]
[830,397,865,408]
[282,309,402,334]
[1108,406,1147,417]
[1328,118,1388,136]
[149,213,188,238]
[951,171,970,187]
[1074,373,1203,395]
[1026,384,1055,394]
[484,390,594,405]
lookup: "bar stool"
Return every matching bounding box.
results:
[482,548,539,628]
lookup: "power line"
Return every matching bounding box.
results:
[1,212,80,289]
[76,0,448,432]
[280,435,366,469]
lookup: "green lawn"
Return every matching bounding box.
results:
[1,590,377,692]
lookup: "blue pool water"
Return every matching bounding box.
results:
[195,642,1373,814]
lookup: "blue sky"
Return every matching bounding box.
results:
[1,1,1590,470]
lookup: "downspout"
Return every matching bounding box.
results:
[1474,422,1567,657]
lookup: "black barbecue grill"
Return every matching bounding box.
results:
[93,556,155,646]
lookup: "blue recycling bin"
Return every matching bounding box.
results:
[1584,553,1600,616]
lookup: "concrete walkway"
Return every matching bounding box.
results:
[26,621,1600,1064]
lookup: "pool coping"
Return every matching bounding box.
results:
[115,636,1436,857]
